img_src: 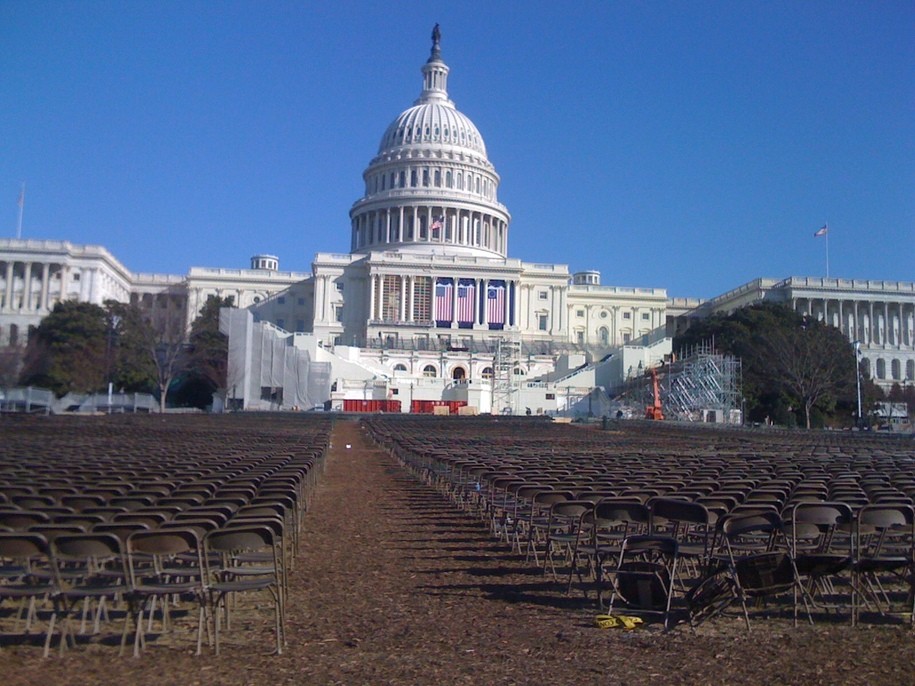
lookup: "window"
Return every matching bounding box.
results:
[335,306,344,322]
[539,291,548,300]
[576,331,584,344]
[336,281,344,292]
[599,327,609,346]
[623,332,631,343]
[876,358,886,379]
[600,310,608,319]
[393,363,408,372]
[481,367,493,379]
[623,312,631,319]
[253,296,261,304]
[641,312,650,321]
[423,365,437,377]
[538,314,548,331]
[546,393,555,400]
[576,309,584,318]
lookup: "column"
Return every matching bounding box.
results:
[398,207,405,242]
[369,274,376,321]
[385,209,392,244]
[400,276,407,322]
[22,262,33,311]
[451,275,459,328]
[884,302,890,346]
[315,276,327,322]
[504,280,512,328]
[40,262,51,311]
[3,261,12,311]
[868,302,874,344]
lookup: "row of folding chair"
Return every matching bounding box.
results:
[0,523,286,658]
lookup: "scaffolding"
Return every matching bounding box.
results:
[612,342,742,424]
[665,344,742,423]
[492,336,521,415]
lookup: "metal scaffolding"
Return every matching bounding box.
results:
[492,336,521,415]
[612,343,742,424]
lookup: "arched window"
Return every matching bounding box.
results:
[891,359,901,380]
[907,360,914,380]
[410,170,417,187]
[445,171,452,188]
[599,327,609,346]
[399,171,406,188]
[481,367,493,380]
[876,358,886,379]
[393,363,407,373]
[422,365,437,378]
[513,367,526,376]
[434,170,441,187]
[452,367,466,380]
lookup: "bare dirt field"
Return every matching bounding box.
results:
[3,418,915,685]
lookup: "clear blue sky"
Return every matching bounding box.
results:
[2,1,912,299]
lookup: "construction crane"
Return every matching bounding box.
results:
[644,367,664,420]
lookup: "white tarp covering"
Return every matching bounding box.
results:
[220,308,332,411]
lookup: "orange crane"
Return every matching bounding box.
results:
[644,367,664,420]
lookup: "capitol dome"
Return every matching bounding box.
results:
[349,26,510,258]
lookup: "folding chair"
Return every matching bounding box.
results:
[51,532,129,653]
[789,502,855,624]
[715,512,808,630]
[606,535,679,630]
[122,528,207,657]
[541,501,593,593]
[853,503,915,626]
[204,524,285,655]
[0,532,61,657]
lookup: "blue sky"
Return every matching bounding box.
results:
[2,1,912,299]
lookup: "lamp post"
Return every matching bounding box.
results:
[853,340,863,428]
[106,314,121,414]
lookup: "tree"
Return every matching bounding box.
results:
[757,316,855,428]
[19,301,108,395]
[675,303,859,428]
[104,301,157,393]
[172,295,234,409]
[147,302,190,412]
[105,296,189,411]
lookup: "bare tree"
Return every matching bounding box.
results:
[146,295,190,412]
[109,291,189,412]
[760,318,855,429]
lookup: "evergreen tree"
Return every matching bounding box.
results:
[19,301,109,395]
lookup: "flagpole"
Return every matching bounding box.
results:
[16,182,25,239]
[825,220,829,278]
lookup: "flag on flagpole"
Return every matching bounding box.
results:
[814,224,828,237]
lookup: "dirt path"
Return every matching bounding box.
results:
[5,418,915,685]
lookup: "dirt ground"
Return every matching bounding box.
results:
[3,418,915,685]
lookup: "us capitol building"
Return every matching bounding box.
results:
[1,29,913,413]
